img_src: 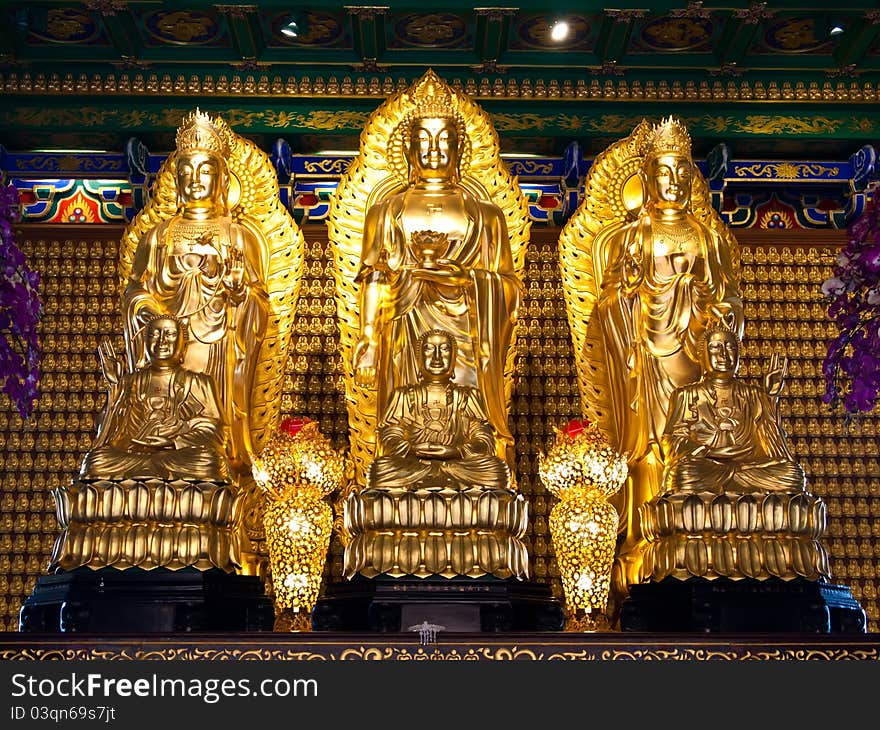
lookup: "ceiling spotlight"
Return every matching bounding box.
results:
[281,16,299,38]
[829,25,844,37]
[550,20,570,43]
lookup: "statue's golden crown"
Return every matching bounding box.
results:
[644,116,692,159]
[407,70,460,124]
[175,108,232,158]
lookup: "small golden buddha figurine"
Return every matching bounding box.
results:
[80,315,228,482]
[123,109,269,470]
[662,325,804,494]
[368,329,509,491]
[352,88,522,467]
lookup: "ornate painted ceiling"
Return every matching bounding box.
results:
[1,1,879,156]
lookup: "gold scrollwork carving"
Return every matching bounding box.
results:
[1,643,878,661]
[303,159,352,174]
[734,163,841,179]
[507,160,554,176]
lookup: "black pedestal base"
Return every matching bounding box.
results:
[620,577,867,633]
[312,576,565,632]
[18,567,275,633]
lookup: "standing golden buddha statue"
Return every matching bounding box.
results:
[318,72,562,631]
[123,109,269,471]
[559,117,743,595]
[329,70,530,488]
[19,110,304,632]
[119,108,305,575]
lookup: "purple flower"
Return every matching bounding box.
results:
[821,276,846,297]
[0,183,41,418]
[824,194,880,414]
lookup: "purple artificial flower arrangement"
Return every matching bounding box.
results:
[0,183,41,418]
[822,190,880,414]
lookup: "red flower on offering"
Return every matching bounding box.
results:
[563,418,587,439]
[280,416,311,437]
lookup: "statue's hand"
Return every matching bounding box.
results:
[353,335,378,388]
[413,443,458,459]
[223,246,246,292]
[98,338,124,387]
[411,258,470,287]
[764,352,788,398]
[131,435,173,449]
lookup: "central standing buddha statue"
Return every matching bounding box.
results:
[328,71,531,581]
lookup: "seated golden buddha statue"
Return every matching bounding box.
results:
[122,109,269,471]
[637,324,829,582]
[662,325,804,494]
[80,314,229,482]
[367,329,509,492]
[344,328,526,579]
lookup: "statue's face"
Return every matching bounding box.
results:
[420,332,455,378]
[176,150,224,208]
[704,330,739,375]
[409,116,458,179]
[146,318,183,365]
[645,153,692,210]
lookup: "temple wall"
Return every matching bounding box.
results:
[1,224,877,631]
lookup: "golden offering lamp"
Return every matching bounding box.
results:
[254,418,345,630]
[539,419,628,628]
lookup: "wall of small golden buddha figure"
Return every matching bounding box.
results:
[0,225,877,632]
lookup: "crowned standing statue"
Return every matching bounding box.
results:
[559,117,743,598]
[560,117,865,632]
[19,109,304,632]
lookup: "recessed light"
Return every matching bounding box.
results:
[281,19,299,38]
[830,25,844,36]
[550,20,570,43]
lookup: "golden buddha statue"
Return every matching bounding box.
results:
[367,329,509,492]
[80,315,228,482]
[352,103,521,468]
[559,117,743,592]
[329,70,530,486]
[662,325,804,494]
[331,72,531,582]
[637,324,830,583]
[342,326,527,579]
[122,109,270,471]
[109,108,303,576]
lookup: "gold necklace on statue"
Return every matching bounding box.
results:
[653,218,695,252]
[168,218,223,254]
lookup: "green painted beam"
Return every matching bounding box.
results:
[349,8,385,64]
[99,8,146,62]
[832,23,880,68]
[595,11,636,64]
[474,10,511,65]
[714,16,760,67]
[2,97,877,142]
